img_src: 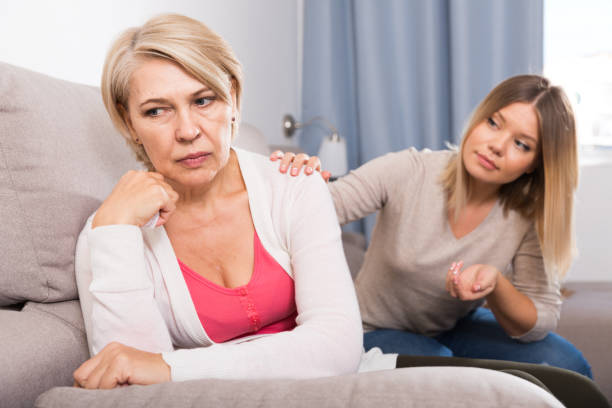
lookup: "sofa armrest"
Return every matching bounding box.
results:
[34,366,563,408]
[0,300,89,408]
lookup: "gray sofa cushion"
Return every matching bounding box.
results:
[34,366,563,408]
[0,300,89,408]
[0,62,141,305]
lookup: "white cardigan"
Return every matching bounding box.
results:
[75,148,367,381]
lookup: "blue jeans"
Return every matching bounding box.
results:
[364,308,593,378]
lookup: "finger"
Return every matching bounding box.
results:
[270,150,284,161]
[471,265,494,293]
[98,359,124,389]
[321,170,332,182]
[147,172,166,182]
[451,262,464,298]
[445,262,457,296]
[73,353,105,388]
[290,153,310,176]
[279,152,296,173]
[158,181,179,204]
[305,157,322,174]
[79,357,107,389]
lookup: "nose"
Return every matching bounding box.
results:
[487,132,509,157]
[175,110,201,142]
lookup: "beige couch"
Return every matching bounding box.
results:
[0,61,570,408]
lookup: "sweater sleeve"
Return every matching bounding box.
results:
[75,216,174,356]
[509,224,562,342]
[161,174,364,381]
[329,148,421,225]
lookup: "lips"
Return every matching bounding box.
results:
[177,151,210,168]
[476,153,498,170]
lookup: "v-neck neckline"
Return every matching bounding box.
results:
[446,199,500,241]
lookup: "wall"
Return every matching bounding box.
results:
[566,151,612,282]
[0,0,299,145]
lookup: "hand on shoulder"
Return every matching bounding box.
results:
[270,150,331,182]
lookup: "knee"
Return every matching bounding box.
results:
[533,334,592,378]
[363,329,453,357]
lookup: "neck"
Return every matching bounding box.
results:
[169,149,244,213]
[468,177,500,206]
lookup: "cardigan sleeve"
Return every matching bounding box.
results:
[75,216,174,356]
[509,224,562,342]
[161,174,364,380]
[328,148,422,225]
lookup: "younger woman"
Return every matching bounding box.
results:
[274,75,589,376]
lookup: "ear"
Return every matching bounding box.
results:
[118,103,140,144]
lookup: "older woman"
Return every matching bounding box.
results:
[72,13,364,388]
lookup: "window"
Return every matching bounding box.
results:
[544,0,612,148]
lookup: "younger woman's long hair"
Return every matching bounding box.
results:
[441,75,578,281]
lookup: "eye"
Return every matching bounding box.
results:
[514,139,531,152]
[486,117,499,128]
[195,96,215,107]
[145,108,164,117]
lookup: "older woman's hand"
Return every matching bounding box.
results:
[92,171,179,228]
[270,150,331,181]
[73,342,171,389]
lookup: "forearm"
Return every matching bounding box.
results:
[486,274,537,337]
[77,218,174,355]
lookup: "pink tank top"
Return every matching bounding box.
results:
[178,231,297,343]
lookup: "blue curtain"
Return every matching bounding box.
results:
[300,0,543,236]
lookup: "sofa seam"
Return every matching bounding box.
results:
[0,133,51,302]
[24,307,85,335]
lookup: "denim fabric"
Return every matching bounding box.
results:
[364,307,592,378]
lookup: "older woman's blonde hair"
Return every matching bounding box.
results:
[441,75,578,281]
[101,13,243,170]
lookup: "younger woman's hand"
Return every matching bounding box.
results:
[73,342,171,389]
[270,150,331,181]
[445,262,500,301]
[92,170,179,229]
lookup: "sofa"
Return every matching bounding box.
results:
[0,61,590,408]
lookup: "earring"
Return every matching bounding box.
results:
[134,138,140,143]
[232,117,236,122]
[195,128,201,136]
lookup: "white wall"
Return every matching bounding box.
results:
[566,151,612,282]
[0,0,299,145]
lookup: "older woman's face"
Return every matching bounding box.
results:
[124,58,235,187]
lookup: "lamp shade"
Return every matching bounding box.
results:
[317,135,348,177]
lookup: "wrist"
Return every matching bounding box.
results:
[486,268,503,299]
[92,208,133,229]
[158,353,171,382]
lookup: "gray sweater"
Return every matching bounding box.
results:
[329,148,561,342]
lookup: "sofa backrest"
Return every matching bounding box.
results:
[0,62,273,306]
[0,62,142,305]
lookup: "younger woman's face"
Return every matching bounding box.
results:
[462,102,540,188]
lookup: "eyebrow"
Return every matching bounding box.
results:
[138,87,212,108]
[495,111,538,143]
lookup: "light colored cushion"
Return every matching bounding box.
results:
[0,62,141,305]
[34,366,563,408]
[1,300,89,408]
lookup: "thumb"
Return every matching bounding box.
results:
[472,267,496,292]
